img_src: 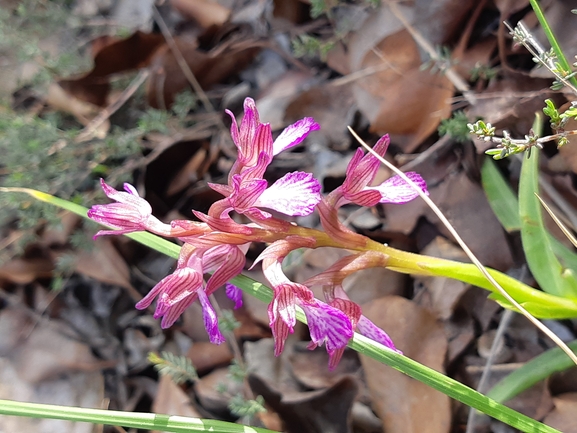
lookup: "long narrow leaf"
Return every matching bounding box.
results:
[487,339,577,404]
[481,158,521,232]
[0,400,274,433]
[519,133,577,298]
[479,161,577,274]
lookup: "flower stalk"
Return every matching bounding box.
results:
[84,97,577,369]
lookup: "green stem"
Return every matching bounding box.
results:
[529,0,577,88]
[0,399,274,433]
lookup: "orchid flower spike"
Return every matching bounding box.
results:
[331,134,428,208]
[209,98,322,220]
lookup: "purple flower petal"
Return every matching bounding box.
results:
[256,171,321,216]
[229,176,268,212]
[135,267,202,311]
[197,289,225,344]
[373,172,428,204]
[88,179,174,237]
[356,315,401,353]
[204,246,246,294]
[301,300,353,353]
[273,117,320,156]
[225,283,243,309]
[342,148,379,195]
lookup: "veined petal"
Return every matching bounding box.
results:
[340,134,390,198]
[225,109,240,151]
[135,267,202,310]
[197,289,225,344]
[254,237,317,268]
[304,251,389,288]
[356,315,401,353]
[229,176,267,212]
[342,148,378,195]
[89,179,173,237]
[300,300,353,354]
[341,189,382,207]
[269,311,292,356]
[100,179,150,210]
[373,172,428,204]
[159,292,197,329]
[204,245,246,294]
[268,283,296,329]
[207,182,233,198]
[225,283,243,309]
[192,210,255,235]
[250,123,273,168]
[256,171,321,216]
[272,117,320,156]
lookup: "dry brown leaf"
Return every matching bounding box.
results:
[360,296,451,433]
[349,12,453,151]
[288,344,361,390]
[425,171,513,270]
[186,341,233,374]
[166,145,208,196]
[284,83,356,147]
[41,213,81,246]
[367,64,453,152]
[0,256,54,284]
[46,83,109,136]
[194,367,242,413]
[74,237,140,301]
[244,338,301,395]
[152,374,202,425]
[59,31,165,107]
[413,0,476,46]
[170,0,231,29]
[248,374,358,433]
[543,393,577,432]
[256,70,316,130]
[146,37,259,108]
[0,355,104,433]
[10,317,108,383]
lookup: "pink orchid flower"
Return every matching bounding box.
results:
[208,98,322,220]
[330,134,428,208]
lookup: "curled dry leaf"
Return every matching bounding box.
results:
[59,31,166,106]
[543,393,577,433]
[359,295,451,433]
[6,312,109,384]
[146,37,259,108]
[46,83,109,137]
[248,374,358,433]
[0,256,54,284]
[186,341,233,374]
[170,0,231,29]
[152,374,202,424]
[74,237,141,301]
[348,3,453,151]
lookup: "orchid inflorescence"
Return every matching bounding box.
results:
[88,98,428,368]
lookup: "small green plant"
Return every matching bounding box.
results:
[438,111,472,143]
[420,45,456,74]
[292,34,336,61]
[470,62,499,81]
[148,351,199,385]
